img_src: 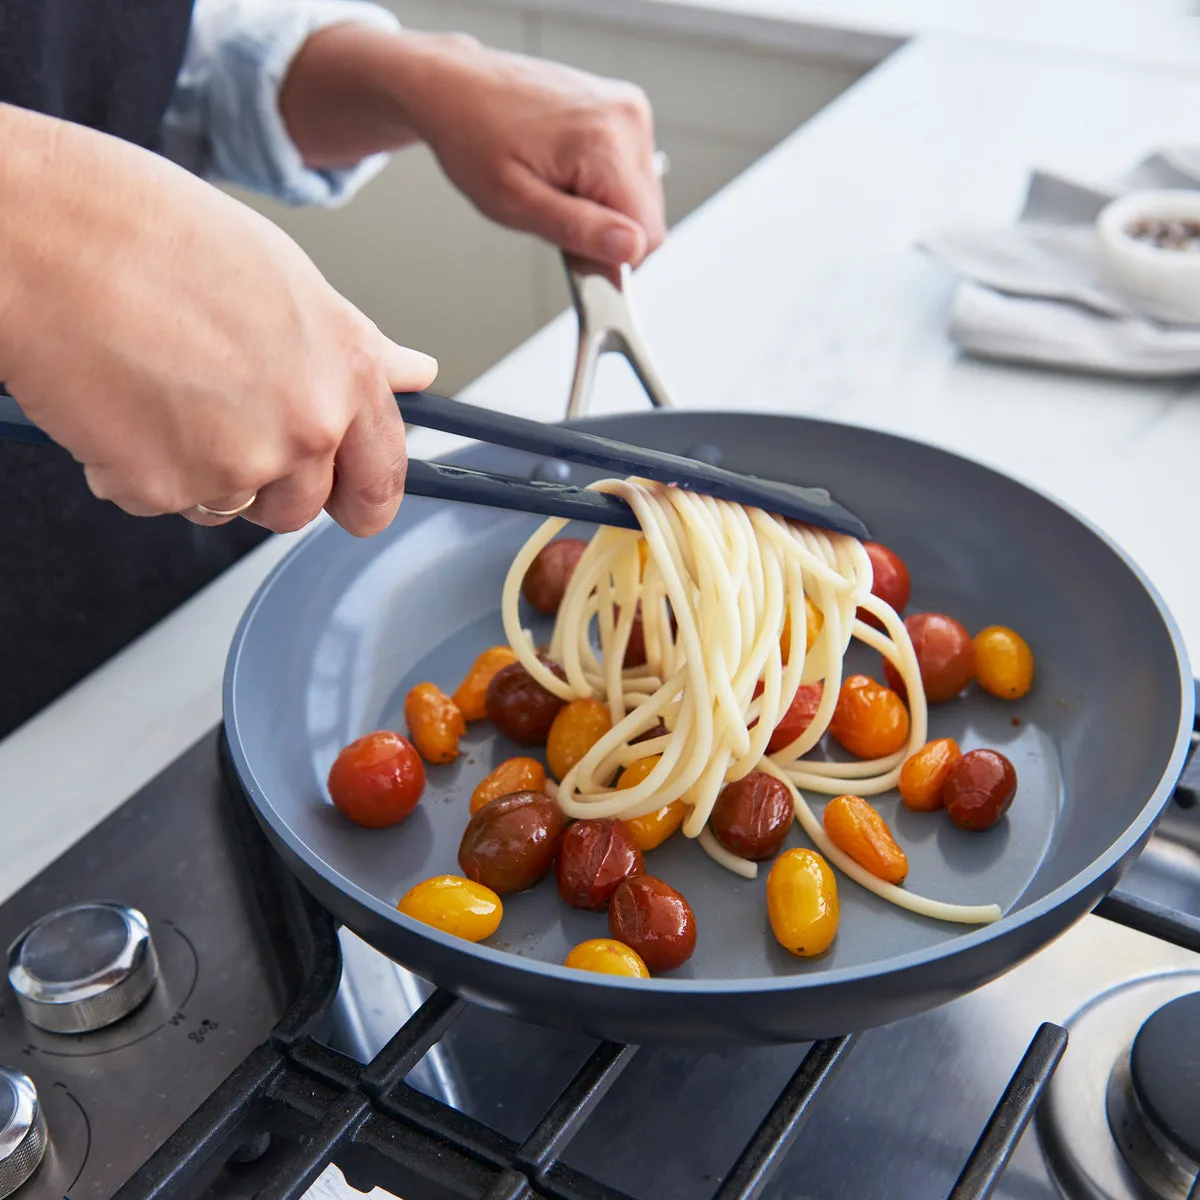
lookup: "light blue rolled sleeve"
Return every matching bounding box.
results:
[161,0,403,207]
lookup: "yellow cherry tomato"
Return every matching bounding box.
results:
[781,596,824,664]
[397,875,502,942]
[565,938,650,978]
[616,755,686,851]
[766,849,839,957]
[546,698,613,782]
[974,626,1035,700]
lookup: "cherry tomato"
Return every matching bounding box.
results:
[766,849,839,957]
[458,791,566,893]
[327,731,425,828]
[522,538,588,615]
[822,794,908,884]
[828,675,910,759]
[608,876,697,972]
[485,660,567,746]
[397,876,501,942]
[884,613,976,704]
[710,772,794,860]
[556,819,644,910]
[624,604,647,668]
[453,646,518,722]
[780,597,823,664]
[565,938,649,978]
[974,626,1035,700]
[944,749,1017,831]
[617,756,687,851]
[767,682,824,754]
[469,756,546,814]
[404,683,466,764]
[899,738,962,811]
[546,698,613,782]
[857,542,911,630]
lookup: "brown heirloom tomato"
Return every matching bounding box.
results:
[884,613,975,704]
[522,538,588,615]
[327,731,425,828]
[458,791,566,893]
[608,876,697,972]
[556,819,644,909]
[710,772,793,861]
[485,660,568,746]
[943,750,1017,831]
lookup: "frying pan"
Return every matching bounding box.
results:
[222,407,1193,1045]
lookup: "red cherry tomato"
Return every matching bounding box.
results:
[883,612,976,703]
[327,731,425,828]
[857,542,911,631]
[766,682,825,753]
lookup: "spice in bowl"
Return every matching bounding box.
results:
[1124,216,1200,252]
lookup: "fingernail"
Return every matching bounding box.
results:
[603,226,641,263]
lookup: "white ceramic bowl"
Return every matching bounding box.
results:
[1095,189,1200,325]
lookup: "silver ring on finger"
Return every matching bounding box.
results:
[194,492,258,519]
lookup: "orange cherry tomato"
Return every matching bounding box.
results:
[453,646,518,722]
[822,794,908,884]
[857,542,911,630]
[327,731,425,828]
[546,698,613,782]
[884,613,976,704]
[974,626,1034,700]
[780,596,824,664]
[469,756,547,814]
[828,674,909,759]
[404,682,466,764]
[617,756,687,851]
[899,738,962,811]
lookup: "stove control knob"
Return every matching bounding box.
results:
[7,902,158,1033]
[0,1069,47,1197]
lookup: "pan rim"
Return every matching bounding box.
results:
[223,410,1195,997]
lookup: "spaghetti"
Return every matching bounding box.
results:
[501,478,1001,926]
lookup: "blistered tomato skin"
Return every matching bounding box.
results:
[616,756,687,851]
[397,876,502,942]
[899,738,962,811]
[565,939,650,978]
[469,757,546,814]
[485,660,568,746]
[458,791,566,893]
[767,849,839,957]
[404,683,466,764]
[828,675,910,760]
[556,819,644,910]
[453,646,518,722]
[522,538,588,615]
[884,613,976,704]
[327,731,425,828]
[858,542,911,630]
[822,794,908,884]
[547,698,613,782]
[944,750,1017,831]
[710,772,794,860]
[974,626,1035,700]
[608,876,697,972]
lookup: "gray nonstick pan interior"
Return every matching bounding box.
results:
[223,411,1193,1044]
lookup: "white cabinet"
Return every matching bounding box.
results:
[227,2,863,393]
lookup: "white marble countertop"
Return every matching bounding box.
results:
[2,33,1199,902]
[493,0,1200,70]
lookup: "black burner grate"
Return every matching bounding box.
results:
[114,704,1200,1200]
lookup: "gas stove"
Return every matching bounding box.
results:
[0,707,1196,1200]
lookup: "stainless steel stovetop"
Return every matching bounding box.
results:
[0,729,1195,1200]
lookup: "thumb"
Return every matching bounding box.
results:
[509,173,647,266]
[378,336,439,393]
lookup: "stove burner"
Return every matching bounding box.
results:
[1105,993,1200,1198]
[1038,970,1200,1200]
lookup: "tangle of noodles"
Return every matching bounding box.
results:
[501,478,1002,926]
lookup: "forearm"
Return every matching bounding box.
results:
[279,25,469,169]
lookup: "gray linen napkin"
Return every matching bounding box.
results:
[920,148,1200,376]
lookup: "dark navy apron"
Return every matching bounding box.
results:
[0,0,270,736]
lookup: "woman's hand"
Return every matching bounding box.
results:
[282,28,666,270]
[0,104,436,536]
